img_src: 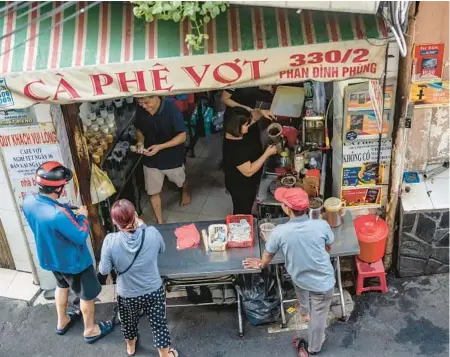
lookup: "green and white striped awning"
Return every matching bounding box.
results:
[0,2,387,73]
[0,2,388,110]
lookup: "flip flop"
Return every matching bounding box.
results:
[126,333,140,357]
[224,287,236,305]
[292,337,309,357]
[55,310,82,335]
[168,348,179,357]
[210,286,224,305]
[84,321,114,344]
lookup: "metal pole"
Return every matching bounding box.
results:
[375,42,390,181]
[384,3,418,269]
[335,257,347,320]
[275,264,287,327]
[236,288,244,338]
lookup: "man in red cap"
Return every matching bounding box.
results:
[243,187,335,356]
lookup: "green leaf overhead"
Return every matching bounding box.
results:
[131,1,229,51]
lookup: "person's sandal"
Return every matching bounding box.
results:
[168,348,179,357]
[55,310,82,335]
[210,286,224,305]
[224,286,236,305]
[126,333,140,357]
[84,320,114,344]
[292,337,309,357]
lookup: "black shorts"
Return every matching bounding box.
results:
[53,265,101,301]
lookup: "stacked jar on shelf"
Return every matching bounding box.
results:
[79,98,132,164]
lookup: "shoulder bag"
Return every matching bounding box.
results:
[116,229,146,276]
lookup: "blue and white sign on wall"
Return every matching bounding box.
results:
[345,130,358,141]
[0,78,14,108]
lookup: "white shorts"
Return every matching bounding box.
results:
[143,165,186,195]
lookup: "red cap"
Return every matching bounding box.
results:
[274,187,310,211]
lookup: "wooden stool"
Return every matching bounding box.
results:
[355,257,388,296]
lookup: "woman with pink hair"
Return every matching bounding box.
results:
[99,199,178,357]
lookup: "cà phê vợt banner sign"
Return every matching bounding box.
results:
[0,40,387,110]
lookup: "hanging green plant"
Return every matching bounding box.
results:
[131,1,229,51]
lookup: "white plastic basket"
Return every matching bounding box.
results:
[207,224,228,252]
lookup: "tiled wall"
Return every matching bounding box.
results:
[398,205,449,277]
[0,104,59,289]
[1,104,96,290]
[0,105,63,289]
[0,157,31,272]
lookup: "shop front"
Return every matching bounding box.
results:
[0,2,396,330]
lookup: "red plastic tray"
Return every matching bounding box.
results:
[226,214,254,248]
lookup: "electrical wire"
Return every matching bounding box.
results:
[0,1,23,15]
[15,1,53,20]
[381,1,411,57]
[1,1,100,58]
[0,1,78,41]
[0,1,52,31]
[364,35,395,47]
[4,2,31,16]
[11,1,32,13]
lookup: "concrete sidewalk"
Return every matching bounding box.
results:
[0,274,448,357]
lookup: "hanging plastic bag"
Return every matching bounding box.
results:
[236,274,280,326]
[90,164,116,204]
[312,81,326,115]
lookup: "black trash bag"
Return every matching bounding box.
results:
[236,274,280,326]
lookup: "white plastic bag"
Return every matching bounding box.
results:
[313,81,326,115]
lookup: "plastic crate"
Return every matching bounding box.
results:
[226,215,254,248]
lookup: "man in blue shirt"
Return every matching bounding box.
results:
[22,161,113,344]
[243,188,335,355]
[135,96,191,224]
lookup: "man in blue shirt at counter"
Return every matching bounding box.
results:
[243,187,335,356]
[22,161,113,344]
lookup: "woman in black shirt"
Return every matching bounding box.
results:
[223,107,277,214]
[221,86,273,145]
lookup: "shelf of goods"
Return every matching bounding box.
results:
[79,98,141,196]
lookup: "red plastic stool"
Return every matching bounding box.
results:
[355,257,388,296]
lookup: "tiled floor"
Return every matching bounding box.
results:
[0,268,40,303]
[141,133,232,224]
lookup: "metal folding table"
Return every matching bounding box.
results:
[158,220,261,337]
[258,211,359,326]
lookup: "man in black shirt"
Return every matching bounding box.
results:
[135,96,191,224]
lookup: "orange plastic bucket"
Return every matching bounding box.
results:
[354,215,388,263]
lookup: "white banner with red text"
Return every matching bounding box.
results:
[0,39,387,110]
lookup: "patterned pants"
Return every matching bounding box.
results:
[117,286,171,348]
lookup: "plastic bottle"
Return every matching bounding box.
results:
[309,157,318,169]
[294,153,305,173]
